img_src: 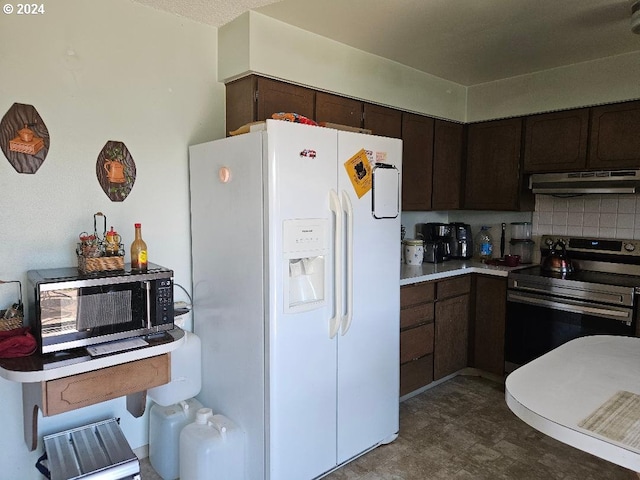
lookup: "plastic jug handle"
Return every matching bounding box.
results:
[208,419,228,441]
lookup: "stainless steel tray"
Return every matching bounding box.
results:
[42,418,140,480]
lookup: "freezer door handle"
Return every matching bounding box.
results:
[329,190,342,339]
[341,190,353,335]
[341,190,354,335]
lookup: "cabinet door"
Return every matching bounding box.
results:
[315,92,362,128]
[472,276,506,376]
[432,120,464,210]
[225,75,257,136]
[256,77,315,123]
[363,103,402,138]
[524,108,589,173]
[589,100,640,169]
[434,294,469,380]
[464,118,524,211]
[401,113,434,211]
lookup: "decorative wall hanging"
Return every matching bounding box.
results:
[96,140,136,202]
[0,103,50,174]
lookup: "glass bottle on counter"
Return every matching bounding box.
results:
[130,223,148,271]
[475,226,493,263]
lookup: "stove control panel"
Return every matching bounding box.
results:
[540,235,640,257]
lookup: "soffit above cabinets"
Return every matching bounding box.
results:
[132,0,640,86]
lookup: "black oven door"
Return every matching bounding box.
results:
[505,290,635,369]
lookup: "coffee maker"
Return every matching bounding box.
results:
[449,223,473,259]
[416,223,451,263]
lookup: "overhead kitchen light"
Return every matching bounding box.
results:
[632,0,640,34]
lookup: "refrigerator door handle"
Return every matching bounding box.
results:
[329,189,342,339]
[340,190,354,335]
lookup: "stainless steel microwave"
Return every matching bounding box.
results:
[27,263,174,354]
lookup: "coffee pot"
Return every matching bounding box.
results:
[104,159,126,183]
[449,223,473,259]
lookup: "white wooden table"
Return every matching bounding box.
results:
[506,335,640,473]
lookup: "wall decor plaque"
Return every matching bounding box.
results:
[96,141,136,202]
[0,103,50,174]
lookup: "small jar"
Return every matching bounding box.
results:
[510,239,535,264]
[510,222,532,240]
[403,239,424,266]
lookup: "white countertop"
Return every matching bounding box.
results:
[400,259,527,285]
[506,335,640,472]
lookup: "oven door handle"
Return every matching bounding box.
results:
[507,292,633,323]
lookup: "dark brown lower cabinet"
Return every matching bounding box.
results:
[400,355,433,396]
[400,274,506,397]
[434,293,470,380]
[399,282,435,396]
[472,275,507,376]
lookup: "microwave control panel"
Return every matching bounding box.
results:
[155,278,174,325]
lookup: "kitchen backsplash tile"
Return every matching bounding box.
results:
[533,194,640,240]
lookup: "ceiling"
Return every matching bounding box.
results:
[132,0,640,86]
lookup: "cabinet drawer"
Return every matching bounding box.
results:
[436,276,471,299]
[400,282,435,307]
[400,354,433,396]
[44,354,170,416]
[400,323,434,364]
[400,302,434,330]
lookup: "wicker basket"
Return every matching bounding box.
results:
[78,254,125,273]
[0,312,23,331]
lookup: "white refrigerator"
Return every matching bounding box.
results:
[189,120,402,480]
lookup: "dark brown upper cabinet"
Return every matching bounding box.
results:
[432,120,464,210]
[589,100,640,170]
[363,104,402,138]
[401,113,434,211]
[315,92,362,128]
[523,108,589,173]
[465,117,529,211]
[225,76,315,135]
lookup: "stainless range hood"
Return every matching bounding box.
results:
[530,170,640,195]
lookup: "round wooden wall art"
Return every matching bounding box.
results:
[0,103,50,174]
[96,141,136,202]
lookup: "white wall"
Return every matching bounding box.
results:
[220,12,640,125]
[0,1,222,477]
[219,11,468,122]
[467,51,640,122]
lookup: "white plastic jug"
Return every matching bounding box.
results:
[179,408,245,480]
[149,398,202,480]
[148,331,202,406]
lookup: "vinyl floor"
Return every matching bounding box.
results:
[140,374,635,479]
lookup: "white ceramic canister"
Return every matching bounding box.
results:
[403,239,424,266]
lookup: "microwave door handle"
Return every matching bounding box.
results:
[144,280,152,329]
